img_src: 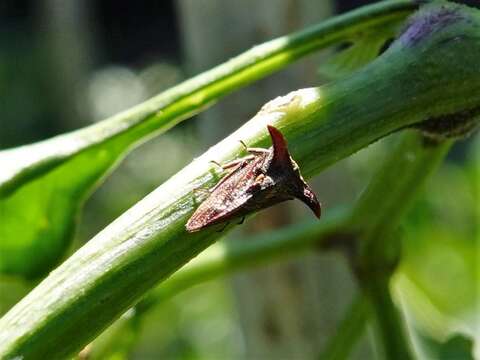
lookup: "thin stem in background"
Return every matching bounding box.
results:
[318,294,370,360]
[364,274,413,360]
[348,132,453,359]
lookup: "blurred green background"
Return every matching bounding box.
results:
[0,0,478,359]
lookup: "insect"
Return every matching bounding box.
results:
[186,125,321,232]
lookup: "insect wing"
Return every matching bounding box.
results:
[186,156,265,231]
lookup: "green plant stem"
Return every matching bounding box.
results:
[347,132,453,360]
[352,134,453,264]
[364,274,413,360]
[0,0,418,279]
[319,294,370,360]
[318,134,452,360]
[0,0,416,195]
[1,2,480,358]
[138,210,345,312]
[84,210,347,358]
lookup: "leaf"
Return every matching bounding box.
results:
[414,329,474,360]
[318,23,400,80]
[410,322,475,360]
[0,137,127,278]
[438,335,475,360]
[0,277,31,316]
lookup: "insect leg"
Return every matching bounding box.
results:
[209,161,245,192]
[237,216,245,225]
[248,147,270,155]
[192,187,211,205]
[208,152,257,193]
[193,161,232,202]
[219,156,254,169]
[239,139,270,155]
[209,160,223,169]
[193,187,210,196]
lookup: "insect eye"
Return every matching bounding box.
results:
[255,174,265,183]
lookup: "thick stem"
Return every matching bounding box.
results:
[82,211,347,359]
[141,211,345,307]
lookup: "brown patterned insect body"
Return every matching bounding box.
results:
[186,125,321,232]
